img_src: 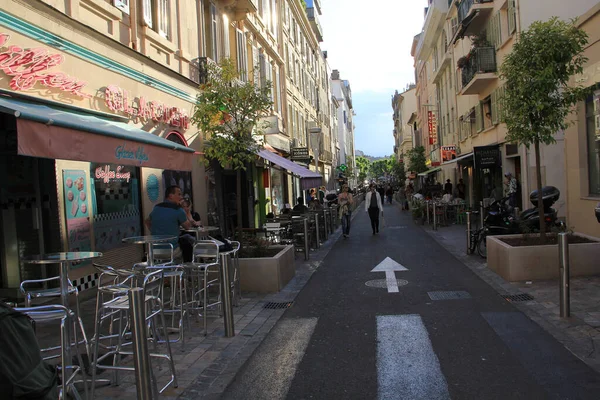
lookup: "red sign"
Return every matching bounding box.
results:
[441,145,457,162]
[428,111,437,145]
[105,85,190,129]
[95,165,131,183]
[0,33,91,98]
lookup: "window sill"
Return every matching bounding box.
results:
[142,26,177,54]
[581,196,600,201]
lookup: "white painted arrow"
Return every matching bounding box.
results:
[370,257,408,293]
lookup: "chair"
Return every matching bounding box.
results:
[90,269,178,395]
[151,242,175,265]
[265,222,282,243]
[183,241,221,336]
[15,305,88,400]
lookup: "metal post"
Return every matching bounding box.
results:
[303,217,310,260]
[514,207,520,219]
[558,232,570,318]
[129,288,158,400]
[219,253,235,337]
[426,200,430,224]
[314,213,320,249]
[466,211,472,254]
[480,201,484,229]
[433,202,437,231]
[322,211,329,240]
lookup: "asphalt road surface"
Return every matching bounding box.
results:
[222,202,600,399]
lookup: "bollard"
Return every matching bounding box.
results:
[426,200,430,225]
[303,217,310,260]
[323,211,329,240]
[314,213,320,249]
[219,253,235,337]
[129,288,159,400]
[466,211,472,254]
[480,201,484,229]
[558,232,570,318]
[433,202,437,231]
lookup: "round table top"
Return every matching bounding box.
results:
[122,235,177,244]
[181,226,219,234]
[24,251,103,264]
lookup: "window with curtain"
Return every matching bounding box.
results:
[222,14,230,59]
[210,3,219,61]
[142,0,170,38]
[236,29,248,81]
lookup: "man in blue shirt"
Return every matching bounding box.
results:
[145,185,192,262]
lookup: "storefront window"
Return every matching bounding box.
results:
[270,168,284,215]
[587,90,600,196]
[90,163,141,251]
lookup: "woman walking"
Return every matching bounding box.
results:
[365,184,383,235]
[338,185,354,238]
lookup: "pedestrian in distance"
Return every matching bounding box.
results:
[444,179,453,195]
[457,179,466,200]
[505,172,518,208]
[365,184,384,235]
[338,185,354,238]
[385,185,394,205]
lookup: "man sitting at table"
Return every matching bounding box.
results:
[145,185,192,262]
[292,197,309,214]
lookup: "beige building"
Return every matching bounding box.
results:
[413,0,596,212]
[564,3,600,237]
[392,86,417,166]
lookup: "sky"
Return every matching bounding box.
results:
[319,0,427,157]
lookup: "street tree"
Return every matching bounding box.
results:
[370,159,390,180]
[500,17,589,243]
[407,146,428,174]
[192,58,273,236]
[356,156,371,183]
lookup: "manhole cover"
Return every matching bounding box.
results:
[263,301,294,309]
[365,279,409,288]
[502,293,534,302]
[428,291,472,300]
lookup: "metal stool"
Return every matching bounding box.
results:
[90,269,177,395]
[16,305,88,400]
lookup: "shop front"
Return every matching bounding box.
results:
[0,22,200,299]
[473,145,503,207]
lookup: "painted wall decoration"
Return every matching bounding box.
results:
[93,211,141,252]
[62,169,92,268]
[146,174,160,202]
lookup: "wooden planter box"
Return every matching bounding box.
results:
[487,233,600,282]
[239,245,295,293]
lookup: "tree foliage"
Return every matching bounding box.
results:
[499,17,589,242]
[356,156,371,182]
[370,159,390,179]
[391,159,406,184]
[192,58,273,171]
[406,146,428,174]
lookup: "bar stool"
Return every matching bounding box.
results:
[16,304,88,400]
[229,240,241,306]
[183,241,221,336]
[90,269,177,396]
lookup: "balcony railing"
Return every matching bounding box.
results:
[460,47,496,89]
[306,7,324,42]
[458,0,493,24]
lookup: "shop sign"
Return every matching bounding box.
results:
[0,33,91,98]
[105,85,190,129]
[474,145,501,168]
[62,170,92,268]
[94,164,131,183]
[291,147,310,161]
[441,145,457,162]
[114,144,149,165]
[428,111,437,145]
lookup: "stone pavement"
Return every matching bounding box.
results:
[418,214,600,374]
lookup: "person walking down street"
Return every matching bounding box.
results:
[505,173,518,208]
[444,179,453,195]
[377,185,386,205]
[338,185,354,238]
[457,179,466,200]
[385,185,394,205]
[145,185,192,262]
[365,184,384,235]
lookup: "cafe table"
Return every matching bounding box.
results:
[181,226,219,241]
[122,235,177,267]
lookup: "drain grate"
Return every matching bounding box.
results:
[502,293,534,302]
[428,291,472,301]
[365,279,409,288]
[263,301,294,310]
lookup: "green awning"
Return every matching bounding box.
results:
[418,167,441,176]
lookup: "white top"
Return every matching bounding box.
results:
[365,191,384,212]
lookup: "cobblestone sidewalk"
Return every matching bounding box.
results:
[421,220,600,374]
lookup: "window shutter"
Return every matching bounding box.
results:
[236,29,248,82]
[259,53,266,88]
[158,0,169,38]
[476,103,483,133]
[222,15,230,59]
[498,86,505,123]
[491,90,498,125]
[142,0,153,27]
[495,12,502,49]
[252,46,260,86]
[508,0,516,35]
[113,0,129,14]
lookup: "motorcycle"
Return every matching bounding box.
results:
[478,186,562,258]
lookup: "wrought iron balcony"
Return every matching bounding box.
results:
[459,47,497,95]
[306,8,324,42]
[216,0,257,16]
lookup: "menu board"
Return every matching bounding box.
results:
[62,169,92,268]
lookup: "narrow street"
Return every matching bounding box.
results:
[222,202,600,400]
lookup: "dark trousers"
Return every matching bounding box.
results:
[368,207,380,233]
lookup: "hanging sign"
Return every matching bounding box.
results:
[441,145,457,162]
[62,170,92,268]
[428,111,437,145]
[94,165,131,183]
[0,33,91,98]
[105,85,190,129]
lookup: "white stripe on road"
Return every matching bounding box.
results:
[377,315,450,400]
[222,318,317,400]
[385,271,399,293]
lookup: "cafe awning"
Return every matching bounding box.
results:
[0,95,195,171]
[417,166,441,176]
[257,148,322,190]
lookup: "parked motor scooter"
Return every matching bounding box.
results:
[325,193,338,207]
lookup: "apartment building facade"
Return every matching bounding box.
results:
[392,86,417,165]
[412,0,596,213]
[331,70,357,188]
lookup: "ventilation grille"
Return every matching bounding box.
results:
[263,302,294,310]
[502,293,534,302]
